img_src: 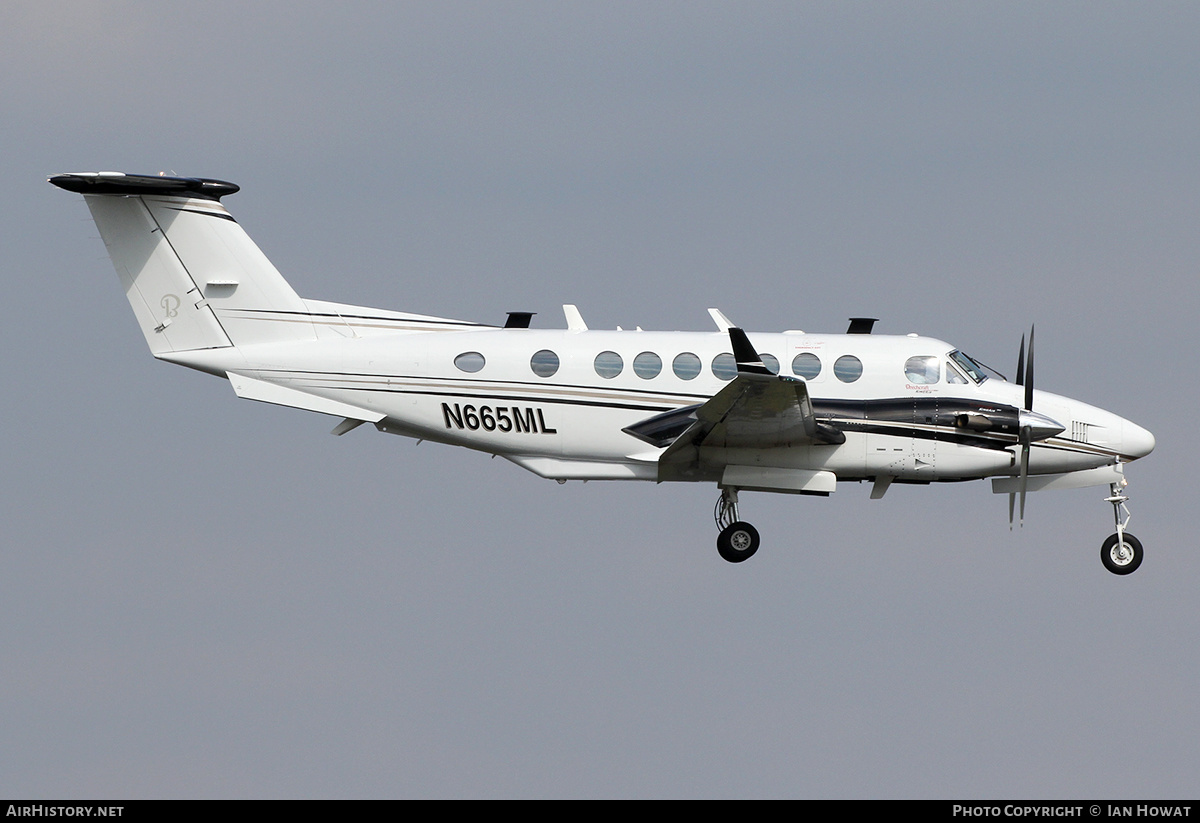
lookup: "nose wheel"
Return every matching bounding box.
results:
[715,487,760,563]
[1101,478,1143,575]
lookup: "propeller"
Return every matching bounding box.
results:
[1007,325,1065,527]
[1010,326,1035,528]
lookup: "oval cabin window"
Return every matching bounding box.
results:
[454,352,485,373]
[834,355,863,383]
[530,350,560,378]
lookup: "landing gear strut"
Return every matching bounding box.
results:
[1101,478,1143,575]
[715,487,760,563]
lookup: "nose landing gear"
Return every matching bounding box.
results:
[1101,478,1143,575]
[715,487,760,563]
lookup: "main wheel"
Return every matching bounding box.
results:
[717,521,760,563]
[1101,532,1143,575]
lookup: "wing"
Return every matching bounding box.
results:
[624,328,844,468]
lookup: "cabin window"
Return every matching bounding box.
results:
[711,353,737,381]
[792,352,822,379]
[904,355,940,384]
[672,352,702,380]
[834,354,863,383]
[633,351,662,379]
[454,352,485,373]
[758,353,780,375]
[594,351,623,379]
[530,349,560,378]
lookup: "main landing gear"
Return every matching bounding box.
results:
[1101,478,1143,575]
[715,487,760,563]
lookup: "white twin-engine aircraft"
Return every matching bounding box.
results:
[51,172,1156,573]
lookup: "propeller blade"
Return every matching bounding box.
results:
[1018,425,1031,527]
[1015,334,1025,388]
[1024,325,1035,412]
[1019,444,1030,526]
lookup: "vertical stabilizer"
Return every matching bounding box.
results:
[51,172,314,354]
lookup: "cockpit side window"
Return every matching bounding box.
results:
[948,350,988,384]
[905,355,940,384]
[945,362,968,384]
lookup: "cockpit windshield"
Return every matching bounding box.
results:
[947,350,1005,384]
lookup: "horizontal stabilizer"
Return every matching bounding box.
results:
[228,372,384,422]
[49,171,239,200]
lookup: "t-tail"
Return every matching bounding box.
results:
[50,171,316,355]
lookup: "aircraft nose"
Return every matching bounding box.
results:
[1122,420,1156,460]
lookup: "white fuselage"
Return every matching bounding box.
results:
[163,323,1153,486]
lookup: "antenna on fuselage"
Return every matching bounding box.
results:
[563,304,588,331]
[846,317,878,334]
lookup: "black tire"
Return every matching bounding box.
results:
[717,521,760,563]
[1101,532,1143,575]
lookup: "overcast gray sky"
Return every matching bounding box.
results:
[3,1,1199,798]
